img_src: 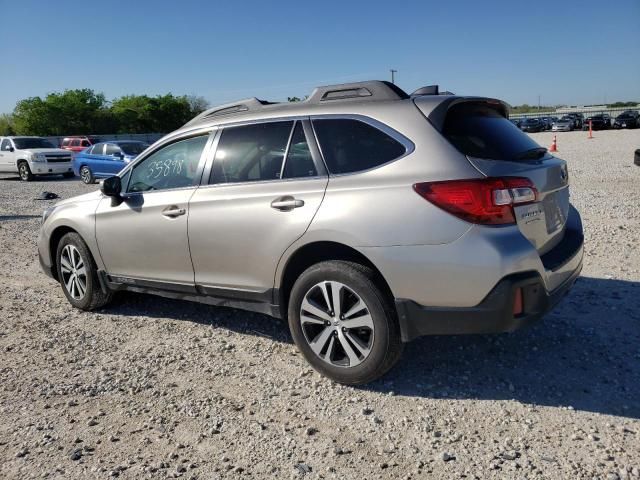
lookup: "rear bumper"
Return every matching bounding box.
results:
[392,211,584,342]
[395,262,581,342]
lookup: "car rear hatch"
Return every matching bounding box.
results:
[417,98,570,256]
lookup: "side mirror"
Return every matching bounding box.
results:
[101,176,122,197]
[8,147,14,152]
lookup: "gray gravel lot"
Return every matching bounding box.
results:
[1,129,639,479]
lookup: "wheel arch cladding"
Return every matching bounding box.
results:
[279,241,395,315]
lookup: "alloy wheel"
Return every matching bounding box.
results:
[299,281,374,368]
[19,164,29,180]
[60,244,87,300]
[80,167,91,184]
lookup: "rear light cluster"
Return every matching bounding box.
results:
[413,177,538,225]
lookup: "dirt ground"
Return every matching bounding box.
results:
[1,129,639,479]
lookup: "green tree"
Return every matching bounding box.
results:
[12,89,108,135]
[0,114,15,135]
[111,94,206,133]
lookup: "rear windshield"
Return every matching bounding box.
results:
[443,103,544,161]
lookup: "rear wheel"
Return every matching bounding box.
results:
[79,166,94,184]
[56,232,113,310]
[18,162,33,181]
[288,260,403,384]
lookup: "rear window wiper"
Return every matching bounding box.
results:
[515,147,548,160]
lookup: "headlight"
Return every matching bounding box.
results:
[42,206,56,223]
[31,152,46,162]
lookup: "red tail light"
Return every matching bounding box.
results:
[413,177,538,225]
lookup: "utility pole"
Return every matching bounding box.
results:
[390,69,397,84]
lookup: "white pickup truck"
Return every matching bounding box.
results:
[0,136,74,181]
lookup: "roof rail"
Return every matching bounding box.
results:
[184,97,272,127]
[183,80,411,127]
[307,80,409,103]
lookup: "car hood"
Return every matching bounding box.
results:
[21,148,70,155]
[54,189,102,207]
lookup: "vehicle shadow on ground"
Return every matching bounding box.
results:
[108,276,639,419]
[0,175,77,182]
[108,292,293,344]
[365,276,640,419]
[0,214,41,221]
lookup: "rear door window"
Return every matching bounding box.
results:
[105,144,120,156]
[312,119,406,174]
[443,102,545,161]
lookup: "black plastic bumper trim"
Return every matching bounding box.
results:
[395,262,582,343]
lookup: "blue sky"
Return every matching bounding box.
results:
[1,0,638,113]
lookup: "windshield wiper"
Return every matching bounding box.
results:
[515,147,547,160]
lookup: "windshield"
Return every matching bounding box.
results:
[443,103,545,161]
[13,138,56,149]
[119,142,148,155]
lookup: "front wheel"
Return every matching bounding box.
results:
[18,162,33,181]
[288,260,403,384]
[56,232,113,310]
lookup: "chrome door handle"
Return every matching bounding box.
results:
[271,197,304,211]
[162,207,186,217]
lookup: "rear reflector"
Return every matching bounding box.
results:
[513,287,524,316]
[413,177,538,225]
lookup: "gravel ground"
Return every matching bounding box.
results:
[0,129,639,479]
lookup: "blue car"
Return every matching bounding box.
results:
[73,141,149,184]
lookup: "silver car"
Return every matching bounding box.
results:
[38,81,584,384]
[552,119,574,132]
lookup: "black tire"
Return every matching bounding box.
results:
[63,172,75,179]
[56,232,113,311]
[18,161,33,181]
[288,260,403,385]
[79,165,94,184]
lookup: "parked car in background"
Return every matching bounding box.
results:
[520,118,544,133]
[583,115,611,130]
[0,136,74,181]
[73,141,149,184]
[613,111,640,129]
[510,118,522,128]
[564,113,584,130]
[539,117,553,130]
[552,118,574,132]
[38,80,583,384]
[61,136,101,153]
